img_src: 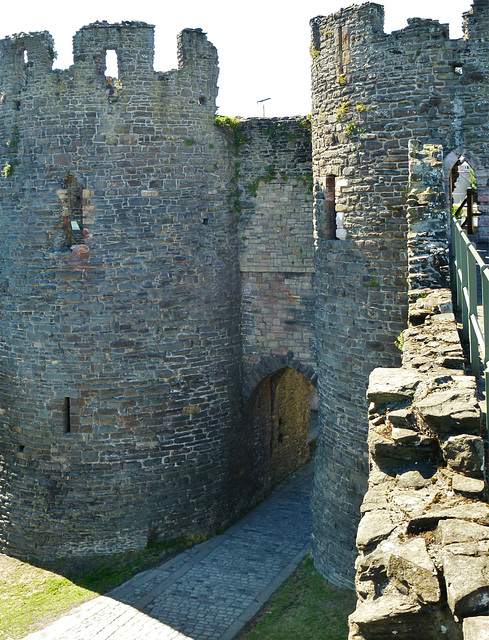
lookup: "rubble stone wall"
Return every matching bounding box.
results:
[350,288,489,640]
[311,0,489,586]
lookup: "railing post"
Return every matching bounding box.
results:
[482,265,489,435]
[460,233,470,345]
[467,243,480,377]
[451,215,457,303]
[467,187,474,235]
[453,219,463,313]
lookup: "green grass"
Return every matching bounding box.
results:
[0,534,207,639]
[236,555,356,640]
[0,554,94,639]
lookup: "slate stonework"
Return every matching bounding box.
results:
[0,24,315,559]
[311,0,489,587]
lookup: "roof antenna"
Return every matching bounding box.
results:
[257,97,271,117]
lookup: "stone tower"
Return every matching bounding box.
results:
[0,22,315,559]
[0,23,245,557]
[310,0,489,586]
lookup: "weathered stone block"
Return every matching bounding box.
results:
[463,616,489,640]
[367,368,423,405]
[442,435,485,477]
[387,538,441,604]
[356,510,397,550]
[415,390,481,435]
[348,595,423,640]
[437,520,489,547]
[442,549,489,618]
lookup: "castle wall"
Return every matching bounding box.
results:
[0,24,317,559]
[0,24,242,558]
[236,118,315,395]
[215,116,317,507]
[311,0,489,586]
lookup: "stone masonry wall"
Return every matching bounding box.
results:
[349,142,489,638]
[311,0,489,587]
[0,24,315,559]
[215,116,317,513]
[0,23,242,558]
[235,118,316,396]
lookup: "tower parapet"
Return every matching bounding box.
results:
[72,21,155,79]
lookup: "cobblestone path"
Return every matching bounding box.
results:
[23,462,313,640]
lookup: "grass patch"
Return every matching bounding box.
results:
[0,555,94,639]
[236,555,356,640]
[0,534,207,639]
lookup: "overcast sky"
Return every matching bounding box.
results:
[1,1,473,117]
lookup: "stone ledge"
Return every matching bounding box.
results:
[349,287,488,640]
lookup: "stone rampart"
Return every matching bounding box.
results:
[311,0,489,586]
[0,24,315,559]
[349,288,489,640]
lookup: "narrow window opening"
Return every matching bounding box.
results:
[64,397,71,434]
[105,49,118,78]
[198,96,206,106]
[337,26,344,77]
[23,50,28,65]
[324,175,337,239]
[65,174,84,246]
[105,50,121,103]
[202,217,209,225]
[454,65,463,75]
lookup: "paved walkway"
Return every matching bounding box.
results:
[24,463,313,640]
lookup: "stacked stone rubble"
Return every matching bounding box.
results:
[350,289,489,640]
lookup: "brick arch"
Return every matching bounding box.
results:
[244,354,317,401]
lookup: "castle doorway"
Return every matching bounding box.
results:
[246,367,315,491]
[451,157,476,208]
[449,155,478,233]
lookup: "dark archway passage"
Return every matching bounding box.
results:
[246,366,314,493]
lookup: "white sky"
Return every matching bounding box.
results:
[1,1,473,118]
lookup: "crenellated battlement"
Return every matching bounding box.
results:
[0,23,218,111]
[72,21,155,77]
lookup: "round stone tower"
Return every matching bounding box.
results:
[0,23,243,558]
[310,0,489,586]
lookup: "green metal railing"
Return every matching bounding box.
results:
[450,214,489,431]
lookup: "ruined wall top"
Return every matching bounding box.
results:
[311,0,489,43]
[0,22,219,107]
